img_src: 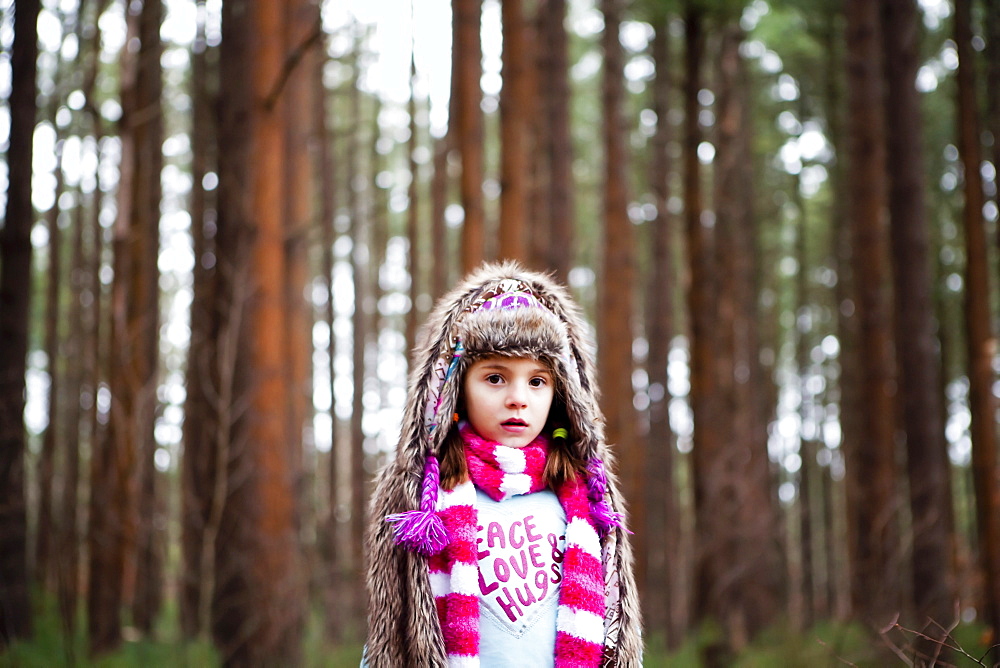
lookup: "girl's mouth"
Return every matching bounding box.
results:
[502,418,527,428]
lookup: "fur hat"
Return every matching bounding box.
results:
[364,261,643,666]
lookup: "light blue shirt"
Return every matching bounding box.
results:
[475,488,567,667]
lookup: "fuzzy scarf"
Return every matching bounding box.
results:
[427,423,606,667]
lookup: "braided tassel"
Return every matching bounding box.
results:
[385,453,449,556]
[585,457,628,537]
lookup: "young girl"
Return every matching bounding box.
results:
[364,262,642,667]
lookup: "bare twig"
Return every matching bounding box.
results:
[264,16,325,110]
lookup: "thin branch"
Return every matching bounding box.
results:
[264,16,324,111]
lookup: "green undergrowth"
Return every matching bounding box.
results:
[3,595,993,667]
[642,618,995,668]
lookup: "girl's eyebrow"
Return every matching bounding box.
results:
[477,361,551,375]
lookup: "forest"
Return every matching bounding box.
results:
[1,0,999,665]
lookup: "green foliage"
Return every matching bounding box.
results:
[0,593,218,668]
[641,619,996,667]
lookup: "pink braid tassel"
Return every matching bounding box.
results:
[385,453,448,555]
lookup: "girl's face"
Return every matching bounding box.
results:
[463,356,555,448]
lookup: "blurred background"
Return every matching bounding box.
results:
[1,0,999,665]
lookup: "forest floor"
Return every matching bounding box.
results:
[1,596,995,667]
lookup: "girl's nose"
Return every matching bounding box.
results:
[506,384,528,408]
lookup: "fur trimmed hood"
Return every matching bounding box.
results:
[364,261,643,667]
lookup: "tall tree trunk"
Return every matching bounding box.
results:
[130,0,165,633]
[821,4,857,623]
[38,135,66,593]
[535,0,574,281]
[713,21,784,647]
[348,36,370,640]
[283,0,317,583]
[314,24,346,642]
[646,11,680,649]
[683,8,727,662]
[431,135,452,298]
[954,0,1000,653]
[794,174,816,629]
[881,0,956,647]
[843,0,900,630]
[180,0,217,639]
[406,32,423,357]
[212,0,305,661]
[59,197,87,637]
[454,0,485,271]
[499,0,531,262]
[598,0,641,611]
[89,5,145,652]
[0,0,39,645]
[987,0,1000,277]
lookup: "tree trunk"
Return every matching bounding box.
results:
[499,0,531,263]
[683,8,727,661]
[283,0,316,581]
[598,0,641,608]
[955,0,1000,654]
[347,36,370,641]
[58,198,87,636]
[794,172,816,629]
[453,0,485,271]
[821,4,857,623]
[987,0,1000,278]
[129,0,165,634]
[212,0,305,661]
[713,21,785,647]
[535,0,574,281]
[843,0,901,630]
[89,4,146,652]
[881,0,956,647]
[180,0,217,639]
[37,134,66,594]
[646,11,681,648]
[313,23,348,642]
[406,37,423,357]
[431,134,452,298]
[0,0,39,645]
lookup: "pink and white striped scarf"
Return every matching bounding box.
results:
[428,423,606,667]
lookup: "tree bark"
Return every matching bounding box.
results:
[598,0,641,604]
[843,0,901,630]
[954,0,1000,655]
[406,35,423,358]
[713,21,785,648]
[180,0,218,639]
[684,8,727,661]
[89,4,146,652]
[821,3,858,623]
[347,36,370,640]
[129,0,165,634]
[499,0,531,263]
[453,0,485,271]
[646,11,681,648]
[881,0,956,647]
[283,0,316,578]
[535,0,574,281]
[0,0,39,645]
[37,134,66,594]
[212,0,306,661]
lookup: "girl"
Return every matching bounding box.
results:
[364,262,642,667]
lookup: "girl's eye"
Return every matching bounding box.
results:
[486,374,504,384]
[529,377,547,388]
